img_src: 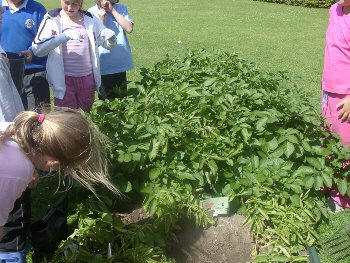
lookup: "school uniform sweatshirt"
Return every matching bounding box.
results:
[0,0,47,73]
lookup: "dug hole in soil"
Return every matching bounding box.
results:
[166,214,254,263]
[121,209,254,263]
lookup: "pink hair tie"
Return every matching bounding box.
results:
[38,113,45,124]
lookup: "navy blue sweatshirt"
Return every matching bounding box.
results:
[0,0,48,74]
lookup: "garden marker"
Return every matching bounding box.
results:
[200,197,229,217]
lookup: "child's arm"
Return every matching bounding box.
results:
[32,17,83,57]
[94,17,117,50]
[28,171,40,189]
[107,3,133,33]
[337,97,350,122]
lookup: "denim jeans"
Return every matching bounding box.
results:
[100,71,127,99]
[0,243,30,263]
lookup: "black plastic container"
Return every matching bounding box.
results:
[6,52,25,93]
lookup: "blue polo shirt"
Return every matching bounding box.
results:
[88,3,133,75]
[0,0,47,74]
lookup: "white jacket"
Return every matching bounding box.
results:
[0,55,24,122]
[32,9,116,99]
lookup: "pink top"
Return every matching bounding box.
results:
[62,23,93,77]
[0,140,34,226]
[322,3,350,94]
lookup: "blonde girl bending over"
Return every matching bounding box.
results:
[0,108,118,239]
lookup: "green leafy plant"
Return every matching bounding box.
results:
[89,49,350,261]
[51,204,174,263]
[50,183,212,262]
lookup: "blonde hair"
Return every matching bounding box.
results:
[0,108,118,195]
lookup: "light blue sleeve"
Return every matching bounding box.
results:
[115,4,134,24]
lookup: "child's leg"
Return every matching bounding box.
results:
[100,74,116,100]
[30,71,50,108]
[101,72,127,99]
[75,73,95,112]
[323,92,350,146]
[54,76,79,109]
[115,72,127,98]
[322,91,350,208]
[22,71,50,110]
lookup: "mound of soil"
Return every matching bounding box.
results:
[167,214,254,263]
[120,207,151,225]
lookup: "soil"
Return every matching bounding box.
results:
[166,214,255,263]
[120,208,254,263]
[120,207,151,225]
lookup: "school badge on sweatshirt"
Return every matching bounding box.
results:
[25,19,34,29]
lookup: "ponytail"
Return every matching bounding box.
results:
[0,111,42,155]
[1,108,119,195]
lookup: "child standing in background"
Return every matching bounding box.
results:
[322,0,350,208]
[88,0,134,99]
[0,5,24,121]
[0,46,24,122]
[32,0,116,112]
[0,0,49,110]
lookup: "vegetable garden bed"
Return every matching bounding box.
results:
[40,49,350,262]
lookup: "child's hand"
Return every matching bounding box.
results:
[64,29,83,42]
[337,0,350,6]
[0,53,9,67]
[105,1,113,12]
[101,0,113,12]
[108,35,116,46]
[98,8,107,22]
[104,29,116,47]
[28,171,40,189]
[337,97,350,122]
[20,50,33,63]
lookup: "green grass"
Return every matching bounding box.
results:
[40,0,327,103]
[33,0,350,262]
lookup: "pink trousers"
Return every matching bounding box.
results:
[54,73,95,112]
[322,91,350,208]
[322,91,350,146]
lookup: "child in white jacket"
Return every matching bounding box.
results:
[32,0,116,111]
[0,6,24,121]
[0,48,24,122]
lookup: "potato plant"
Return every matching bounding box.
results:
[58,50,350,262]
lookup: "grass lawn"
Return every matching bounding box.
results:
[41,0,327,103]
[33,0,350,262]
